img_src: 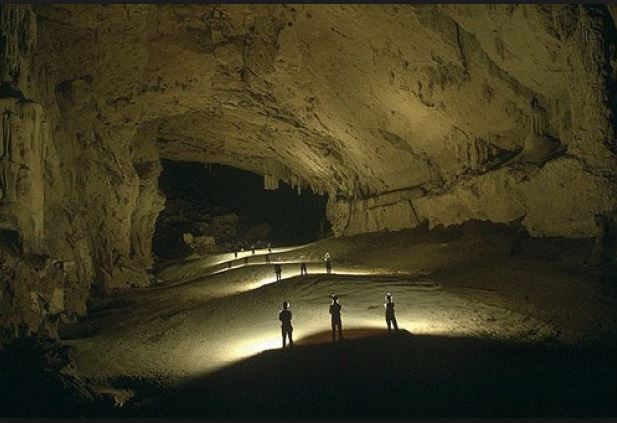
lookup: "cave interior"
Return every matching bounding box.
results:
[0,3,616,418]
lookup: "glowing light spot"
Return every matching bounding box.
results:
[233,335,282,359]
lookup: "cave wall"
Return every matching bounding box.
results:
[329,157,616,239]
[327,4,617,238]
[0,5,163,339]
[0,5,86,339]
[0,4,616,338]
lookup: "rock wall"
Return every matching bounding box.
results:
[0,5,164,338]
[329,6,617,239]
[0,99,47,253]
[330,156,616,239]
[0,4,616,338]
[327,188,424,236]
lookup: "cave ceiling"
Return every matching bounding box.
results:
[34,3,602,198]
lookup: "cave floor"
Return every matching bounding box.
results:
[63,251,560,381]
[59,223,617,417]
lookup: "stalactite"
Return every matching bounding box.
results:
[263,173,279,190]
[0,5,37,85]
[0,99,46,252]
[530,96,547,136]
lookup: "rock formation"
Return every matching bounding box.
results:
[0,4,616,338]
[0,99,48,253]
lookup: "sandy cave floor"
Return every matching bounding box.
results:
[58,223,617,416]
[64,249,558,380]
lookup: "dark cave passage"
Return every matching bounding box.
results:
[152,160,331,259]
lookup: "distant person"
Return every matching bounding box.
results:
[274,263,282,281]
[234,251,238,258]
[300,262,308,275]
[279,301,293,348]
[265,254,271,264]
[324,252,332,274]
[384,293,398,332]
[267,242,272,253]
[251,244,256,254]
[329,294,343,341]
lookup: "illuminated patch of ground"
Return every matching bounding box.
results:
[64,249,561,380]
[58,223,617,417]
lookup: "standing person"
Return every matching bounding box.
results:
[329,294,343,341]
[300,262,308,275]
[267,242,272,253]
[265,254,270,264]
[324,252,332,274]
[274,263,282,281]
[251,244,256,255]
[384,293,398,332]
[279,301,293,348]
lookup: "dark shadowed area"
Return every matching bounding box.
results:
[153,160,331,258]
[135,330,616,418]
[5,330,614,418]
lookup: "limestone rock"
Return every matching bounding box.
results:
[185,234,221,255]
[0,98,48,254]
[0,4,615,337]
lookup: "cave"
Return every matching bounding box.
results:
[1,3,617,419]
[152,160,330,260]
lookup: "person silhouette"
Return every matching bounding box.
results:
[234,251,238,258]
[324,252,332,274]
[267,242,272,253]
[274,263,282,281]
[251,244,256,254]
[329,294,343,341]
[265,254,270,264]
[300,262,308,275]
[384,293,398,332]
[279,301,293,348]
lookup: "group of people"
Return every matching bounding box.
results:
[273,252,332,281]
[278,293,399,348]
[233,242,273,259]
[229,248,332,281]
[229,243,275,269]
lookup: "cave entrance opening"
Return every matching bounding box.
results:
[152,160,331,260]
